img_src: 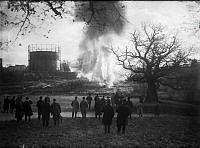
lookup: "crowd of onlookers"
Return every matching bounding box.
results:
[0,92,159,134]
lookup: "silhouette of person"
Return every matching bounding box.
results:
[86,94,92,111]
[23,97,33,122]
[127,97,133,119]
[80,97,88,118]
[51,98,61,126]
[71,96,79,118]
[37,96,44,120]
[102,99,114,134]
[42,97,51,127]
[116,99,130,134]
[15,96,24,123]
[94,97,101,118]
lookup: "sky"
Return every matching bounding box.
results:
[0,1,200,82]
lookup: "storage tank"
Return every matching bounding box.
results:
[28,44,61,72]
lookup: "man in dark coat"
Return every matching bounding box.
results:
[127,97,133,119]
[94,94,99,102]
[80,97,88,118]
[3,96,10,113]
[116,99,130,134]
[86,94,92,111]
[10,96,16,113]
[94,97,102,118]
[71,96,79,118]
[23,97,33,122]
[51,98,61,126]
[102,99,114,134]
[37,96,44,120]
[15,96,24,123]
[100,96,106,111]
[42,97,51,127]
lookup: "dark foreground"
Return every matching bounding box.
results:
[0,115,200,148]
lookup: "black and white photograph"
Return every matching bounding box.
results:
[0,1,200,147]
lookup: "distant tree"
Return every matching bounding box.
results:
[111,24,191,103]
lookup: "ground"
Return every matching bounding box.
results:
[0,95,200,147]
[0,115,199,147]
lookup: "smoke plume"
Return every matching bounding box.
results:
[74,1,126,85]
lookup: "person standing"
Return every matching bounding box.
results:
[94,97,102,118]
[86,94,92,111]
[23,97,33,122]
[3,96,10,113]
[137,97,144,117]
[116,99,130,135]
[80,97,88,118]
[42,97,51,127]
[100,96,106,111]
[15,96,24,123]
[71,96,79,118]
[127,97,133,119]
[102,100,114,134]
[10,96,16,113]
[37,96,44,120]
[94,94,99,102]
[51,99,61,126]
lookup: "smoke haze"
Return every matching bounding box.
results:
[74,1,126,85]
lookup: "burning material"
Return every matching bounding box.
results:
[74,1,126,86]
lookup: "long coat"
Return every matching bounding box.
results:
[42,103,51,119]
[15,101,24,120]
[23,100,33,116]
[37,100,44,113]
[116,104,129,125]
[80,100,88,114]
[94,99,101,115]
[51,102,61,120]
[102,104,114,125]
[71,100,79,111]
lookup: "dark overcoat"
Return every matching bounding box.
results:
[42,103,51,119]
[15,101,24,119]
[116,104,129,125]
[102,104,114,125]
[23,100,33,116]
[94,99,101,115]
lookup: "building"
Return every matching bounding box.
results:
[28,44,61,73]
[7,65,26,71]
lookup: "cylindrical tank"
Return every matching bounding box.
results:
[29,51,58,72]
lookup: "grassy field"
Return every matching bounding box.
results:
[0,115,199,147]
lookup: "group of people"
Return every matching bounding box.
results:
[1,92,159,134]
[2,96,16,113]
[37,97,62,127]
[70,93,141,134]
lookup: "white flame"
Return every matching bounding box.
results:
[77,35,115,87]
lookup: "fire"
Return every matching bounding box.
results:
[76,36,115,87]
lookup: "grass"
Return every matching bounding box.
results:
[0,115,199,147]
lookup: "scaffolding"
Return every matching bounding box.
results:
[28,44,61,72]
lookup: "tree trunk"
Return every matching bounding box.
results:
[145,80,158,103]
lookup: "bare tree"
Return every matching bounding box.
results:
[111,24,191,103]
[0,1,126,43]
